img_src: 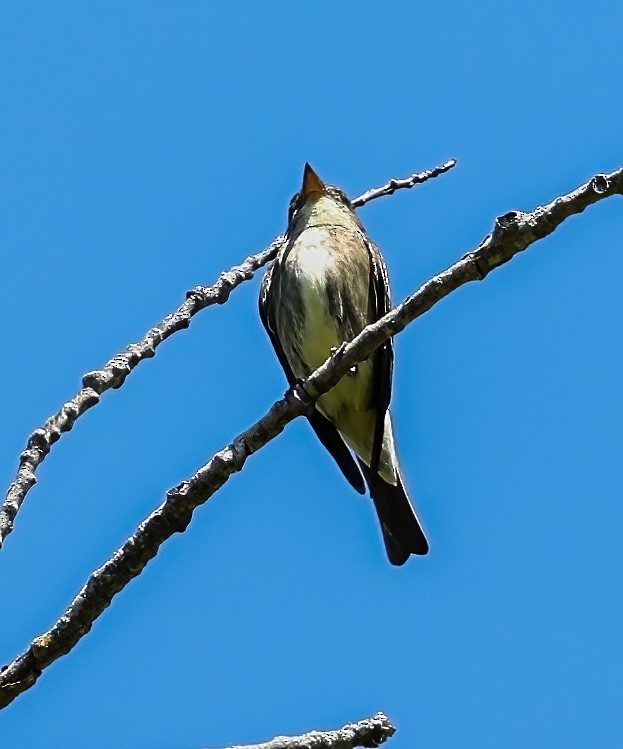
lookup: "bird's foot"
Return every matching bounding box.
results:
[330,344,357,376]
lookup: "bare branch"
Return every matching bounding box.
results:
[0,237,284,552]
[0,160,453,553]
[1,167,619,709]
[351,159,457,207]
[223,713,395,749]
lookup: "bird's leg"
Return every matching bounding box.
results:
[330,344,358,376]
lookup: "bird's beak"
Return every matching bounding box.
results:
[301,162,327,197]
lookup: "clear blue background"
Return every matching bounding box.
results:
[2,2,622,747]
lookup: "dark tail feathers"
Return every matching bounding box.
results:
[359,461,429,565]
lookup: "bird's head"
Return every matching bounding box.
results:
[286,163,363,239]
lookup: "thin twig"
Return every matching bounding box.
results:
[351,159,457,208]
[0,160,454,553]
[0,240,284,552]
[222,713,395,749]
[1,166,620,709]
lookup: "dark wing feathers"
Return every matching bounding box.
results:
[365,237,394,478]
[362,239,430,563]
[259,264,295,386]
[259,259,366,495]
[307,411,366,494]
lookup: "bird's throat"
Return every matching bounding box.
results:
[290,195,356,237]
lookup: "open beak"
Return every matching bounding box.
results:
[301,162,327,197]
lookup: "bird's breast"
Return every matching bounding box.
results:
[277,227,369,373]
[273,226,373,423]
[287,232,340,371]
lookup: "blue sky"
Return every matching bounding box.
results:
[1,2,622,747]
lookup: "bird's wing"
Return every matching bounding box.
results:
[365,237,394,477]
[259,261,296,386]
[259,259,366,494]
[306,410,366,494]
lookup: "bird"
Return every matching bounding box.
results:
[259,163,428,564]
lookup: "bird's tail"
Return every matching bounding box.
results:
[359,461,429,565]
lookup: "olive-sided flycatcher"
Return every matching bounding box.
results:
[259,164,428,564]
